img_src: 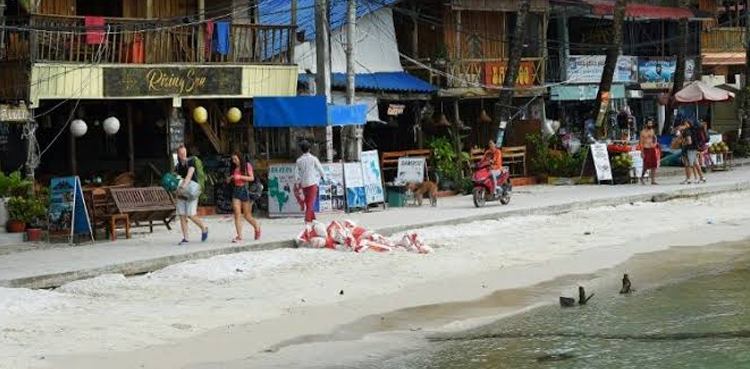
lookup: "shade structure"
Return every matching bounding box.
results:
[674,81,735,104]
[253,96,367,128]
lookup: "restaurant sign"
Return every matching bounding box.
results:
[567,55,638,84]
[484,61,536,88]
[103,67,242,97]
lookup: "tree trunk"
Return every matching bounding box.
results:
[741,1,750,142]
[497,0,530,126]
[594,0,627,135]
[666,0,689,135]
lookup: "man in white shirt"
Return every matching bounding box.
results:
[295,140,326,223]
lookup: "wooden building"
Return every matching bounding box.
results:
[0,0,297,183]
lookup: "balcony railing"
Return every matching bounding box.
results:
[701,27,746,53]
[1,14,295,64]
[403,57,546,89]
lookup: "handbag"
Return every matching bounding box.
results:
[243,163,263,200]
[177,180,201,201]
[670,136,683,150]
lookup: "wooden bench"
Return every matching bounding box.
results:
[110,187,176,232]
[502,146,527,177]
[381,149,433,181]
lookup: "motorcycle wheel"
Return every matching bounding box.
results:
[500,193,511,205]
[500,180,512,205]
[472,187,486,208]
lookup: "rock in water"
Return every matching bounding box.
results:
[620,274,633,294]
[560,297,576,307]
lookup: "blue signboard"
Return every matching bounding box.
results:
[48,176,93,243]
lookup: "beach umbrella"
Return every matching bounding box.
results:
[674,81,734,104]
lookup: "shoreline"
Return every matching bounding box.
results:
[3,173,750,289]
[39,192,750,369]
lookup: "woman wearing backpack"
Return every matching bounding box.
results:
[227,152,261,242]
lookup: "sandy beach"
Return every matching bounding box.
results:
[2,191,750,369]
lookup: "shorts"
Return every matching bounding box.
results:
[232,186,250,202]
[176,197,198,217]
[683,150,698,166]
[642,147,658,170]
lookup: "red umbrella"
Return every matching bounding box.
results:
[674,81,735,104]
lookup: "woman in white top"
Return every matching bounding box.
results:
[295,140,326,223]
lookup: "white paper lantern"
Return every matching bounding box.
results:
[71,119,88,137]
[103,116,120,135]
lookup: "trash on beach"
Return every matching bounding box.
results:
[295,220,433,254]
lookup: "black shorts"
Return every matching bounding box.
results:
[232,186,250,202]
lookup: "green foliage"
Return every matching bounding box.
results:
[427,135,471,184]
[611,153,633,175]
[727,140,749,157]
[191,156,210,205]
[0,171,32,198]
[527,134,589,177]
[7,196,47,224]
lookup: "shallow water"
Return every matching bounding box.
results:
[370,264,750,369]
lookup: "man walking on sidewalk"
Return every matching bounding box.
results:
[639,119,659,185]
[295,140,326,224]
[175,145,208,245]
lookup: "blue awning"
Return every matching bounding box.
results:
[299,72,437,94]
[253,96,367,128]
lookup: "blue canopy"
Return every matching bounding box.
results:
[253,96,367,128]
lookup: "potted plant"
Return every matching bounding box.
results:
[527,134,590,185]
[6,196,45,234]
[0,171,32,231]
[192,157,217,216]
[428,137,458,191]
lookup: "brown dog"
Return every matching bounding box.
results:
[405,181,438,207]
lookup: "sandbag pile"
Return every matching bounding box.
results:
[296,220,433,254]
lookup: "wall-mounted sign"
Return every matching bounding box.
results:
[484,61,536,88]
[103,67,242,97]
[638,58,695,89]
[0,103,30,122]
[567,55,638,84]
[387,104,406,116]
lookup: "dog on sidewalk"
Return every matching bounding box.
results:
[405,180,438,207]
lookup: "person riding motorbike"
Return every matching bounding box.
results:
[483,140,503,195]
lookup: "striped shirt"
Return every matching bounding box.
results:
[296,153,326,188]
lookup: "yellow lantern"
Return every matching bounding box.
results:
[226,107,242,123]
[193,106,208,124]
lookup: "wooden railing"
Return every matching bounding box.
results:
[15,14,295,64]
[402,57,546,89]
[701,27,745,53]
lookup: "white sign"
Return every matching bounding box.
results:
[268,164,303,217]
[567,55,638,84]
[361,150,385,204]
[629,150,645,178]
[387,104,405,116]
[396,157,426,184]
[0,104,30,122]
[344,162,366,208]
[591,144,613,182]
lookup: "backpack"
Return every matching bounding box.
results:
[693,127,707,149]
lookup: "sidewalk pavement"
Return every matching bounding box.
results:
[2,166,750,289]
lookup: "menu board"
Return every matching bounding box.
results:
[360,150,385,204]
[591,143,613,181]
[168,113,185,152]
[344,162,366,208]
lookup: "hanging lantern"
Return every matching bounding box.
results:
[434,114,451,127]
[226,107,242,123]
[70,119,88,137]
[103,116,120,135]
[193,106,208,124]
[478,109,493,124]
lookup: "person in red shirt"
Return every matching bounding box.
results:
[484,140,503,195]
[227,152,261,242]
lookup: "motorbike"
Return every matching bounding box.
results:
[471,158,512,208]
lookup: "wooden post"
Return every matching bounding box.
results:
[146,0,153,18]
[127,104,135,173]
[411,3,419,58]
[290,0,297,63]
[197,0,205,62]
[453,99,462,171]
[70,125,77,175]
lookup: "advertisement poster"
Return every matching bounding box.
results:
[48,176,92,242]
[360,150,385,204]
[590,144,613,181]
[638,58,695,89]
[344,163,367,209]
[567,55,638,84]
[317,163,345,213]
[267,164,302,217]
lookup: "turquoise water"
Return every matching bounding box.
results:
[370,267,750,369]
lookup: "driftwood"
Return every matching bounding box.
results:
[620,274,634,294]
[578,286,594,305]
